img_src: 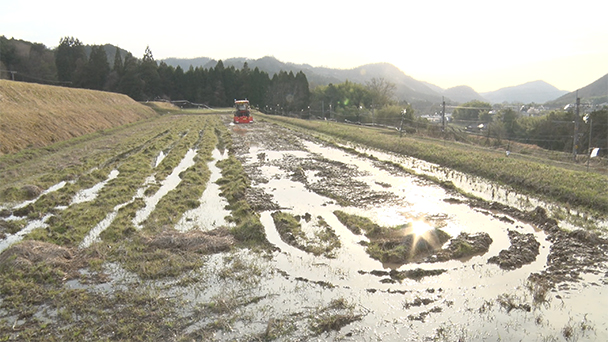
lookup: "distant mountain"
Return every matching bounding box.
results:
[481,80,568,104]
[84,44,130,68]
[421,81,444,94]
[547,73,608,106]
[344,63,441,102]
[160,55,607,108]
[162,56,444,103]
[442,85,486,103]
[161,57,213,71]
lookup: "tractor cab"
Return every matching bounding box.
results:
[233,99,253,124]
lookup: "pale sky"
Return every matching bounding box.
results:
[2,0,607,92]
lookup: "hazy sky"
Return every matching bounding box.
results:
[2,0,607,92]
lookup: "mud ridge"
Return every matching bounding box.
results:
[488,229,540,270]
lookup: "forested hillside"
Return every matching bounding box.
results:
[0,36,310,111]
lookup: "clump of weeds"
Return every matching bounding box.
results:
[258,317,297,341]
[562,316,595,342]
[309,298,362,335]
[430,322,470,342]
[526,278,552,306]
[496,293,531,313]
[271,212,341,258]
[218,252,265,284]
[309,216,341,258]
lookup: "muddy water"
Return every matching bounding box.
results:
[247,142,549,284]
[222,123,606,341]
[71,170,119,205]
[133,149,197,229]
[175,149,233,232]
[11,181,67,210]
[0,214,53,253]
[348,144,608,231]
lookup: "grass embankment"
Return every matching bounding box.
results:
[258,113,608,216]
[0,80,157,155]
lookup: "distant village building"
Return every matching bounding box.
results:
[519,105,546,116]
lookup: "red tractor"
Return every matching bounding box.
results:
[233,99,253,124]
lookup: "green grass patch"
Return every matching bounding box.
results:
[0,241,184,341]
[110,236,205,280]
[216,155,268,247]
[333,210,384,237]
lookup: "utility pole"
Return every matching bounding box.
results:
[572,91,580,162]
[399,109,405,137]
[441,96,446,132]
[587,118,593,171]
[322,100,324,118]
[372,100,375,126]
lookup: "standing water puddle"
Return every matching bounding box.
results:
[133,149,197,229]
[175,149,233,232]
[247,142,549,286]
[0,214,53,253]
[154,151,167,168]
[81,149,197,247]
[347,143,607,231]
[71,170,119,205]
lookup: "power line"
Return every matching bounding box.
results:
[0,69,71,85]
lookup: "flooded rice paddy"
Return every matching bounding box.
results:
[0,115,606,341]
[224,120,607,341]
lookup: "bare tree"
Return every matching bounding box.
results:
[366,77,396,107]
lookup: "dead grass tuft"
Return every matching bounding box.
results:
[0,240,73,268]
[147,228,235,253]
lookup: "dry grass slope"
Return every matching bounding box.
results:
[0,80,157,154]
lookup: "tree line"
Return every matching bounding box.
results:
[1,36,309,110]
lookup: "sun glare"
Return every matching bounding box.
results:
[411,221,433,237]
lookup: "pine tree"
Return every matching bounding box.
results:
[118,52,144,100]
[294,71,310,110]
[80,45,109,90]
[139,46,160,100]
[113,47,123,74]
[55,37,86,84]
